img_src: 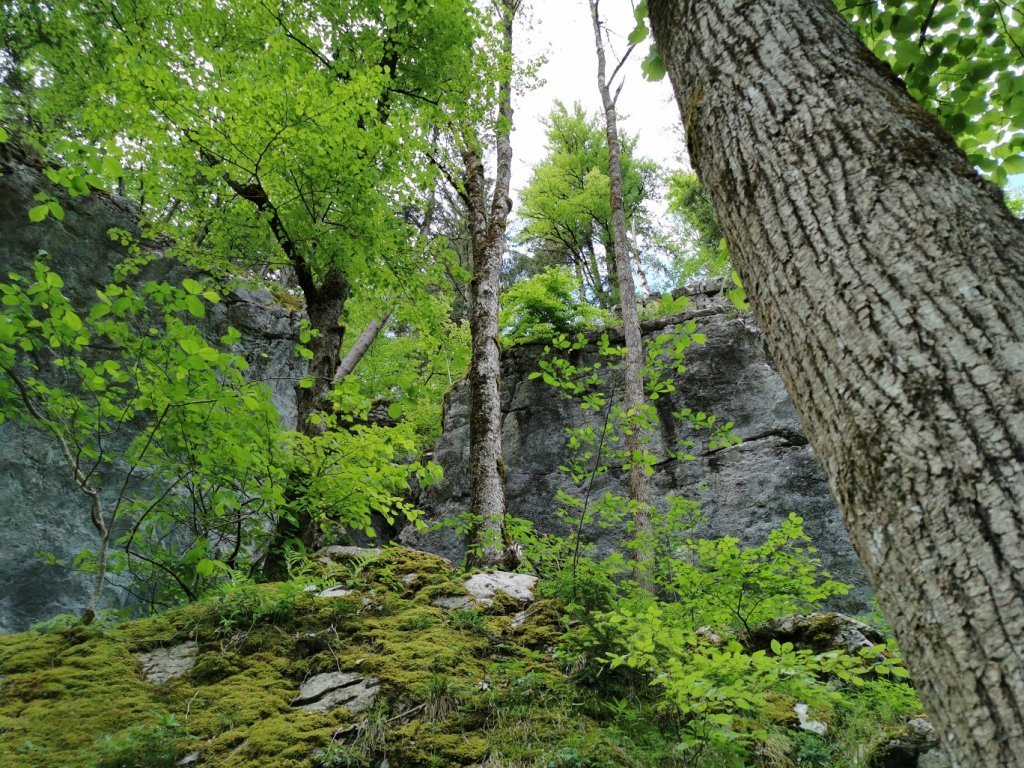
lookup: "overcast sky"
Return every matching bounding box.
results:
[507,2,1023,196]
[509,0,684,203]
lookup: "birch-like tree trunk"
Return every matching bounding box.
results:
[649,1,1024,763]
[461,0,518,568]
[590,0,654,587]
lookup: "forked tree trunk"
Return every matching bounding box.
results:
[461,0,517,568]
[590,0,654,588]
[649,0,1024,763]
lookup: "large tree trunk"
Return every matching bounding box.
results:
[461,0,517,568]
[648,0,1024,763]
[262,266,349,579]
[591,0,654,588]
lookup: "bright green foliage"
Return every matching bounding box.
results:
[515,102,658,308]
[501,266,615,345]
[663,513,851,631]
[837,0,1024,185]
[664,171,729,280]
[0,259,284,606]
[1008,190,1024,218]
[282,408,442,545]
[341,293,471,447]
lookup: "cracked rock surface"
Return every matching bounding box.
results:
[292,671,380,714]
[401,280,871,611]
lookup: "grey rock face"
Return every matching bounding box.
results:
[402,280,872,612]
[0,152,302,632]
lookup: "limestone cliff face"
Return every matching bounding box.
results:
[402,281,872,612]
[0,152,303,631]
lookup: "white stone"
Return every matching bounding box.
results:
[317,585,355,599]
[138,641,199,684]
[463,572,538,607]
[794,702,828,736]
[431,595,474,611]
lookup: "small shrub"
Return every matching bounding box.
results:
[449,607,487,635]
[311,742,368,768]
[89,715,181,768]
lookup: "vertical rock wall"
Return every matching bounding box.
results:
[402,280,873,612]
[0,152,302,631]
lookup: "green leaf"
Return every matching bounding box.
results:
[628,23,648,46]
[62,309,83,331]
[641,49,666,81]
[48,201,65,221]
[184,295,205,317]
[28,205,49,223]
[1001,155,1024,176]
[182,278,204,295]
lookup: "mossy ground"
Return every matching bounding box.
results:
[0,547,924,768]
[0,548,657,768]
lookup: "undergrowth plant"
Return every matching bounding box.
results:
[516,321,919,764]
[0,258,284,612]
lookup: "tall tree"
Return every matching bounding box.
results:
[445,0,520,568]
[589,0,655,587]
[515,102,654,307]
[2,0,482,568]
[647,0,1024,763]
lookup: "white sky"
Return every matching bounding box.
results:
[506,2,1024,196]
[509,0,685,203]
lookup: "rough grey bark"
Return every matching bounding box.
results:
[648,0,1024,764]
[590,0,654,585]
[460,0,518,568]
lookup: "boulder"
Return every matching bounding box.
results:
[463,572,538,607]
[870,717,951,768]
[0,152,303,631]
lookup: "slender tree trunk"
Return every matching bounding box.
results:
[335,310,392,382]
[590,0,655,589]
[461,0,517,568]
[649,1,1024,763]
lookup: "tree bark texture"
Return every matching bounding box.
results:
[648,1,1024,764]
[461,0,516,568]
[591,0,655,587]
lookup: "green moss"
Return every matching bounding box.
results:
[391,722,487,766]
[0,548,918,768]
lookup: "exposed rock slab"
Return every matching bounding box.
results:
[317,586,355,599]
[747,613,884,655]
[138,641,198,684]
[871,717,950,768]
[292,671,380,714]
[314,545,383,565]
